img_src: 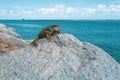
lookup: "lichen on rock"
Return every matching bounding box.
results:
[0,24,27,54]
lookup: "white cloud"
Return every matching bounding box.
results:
[109,4,120,12]
[78,4,120,19]
[98,4,106,9]
[66,7,77,13]
[0,4,120,19]
[97,4,120,13]
[81,8,96,14]
[35,4,76,15]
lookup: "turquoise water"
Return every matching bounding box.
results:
[0,20,120,63]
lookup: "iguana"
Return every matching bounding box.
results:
[31,25,60,46]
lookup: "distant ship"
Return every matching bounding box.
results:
[22,19,25,20]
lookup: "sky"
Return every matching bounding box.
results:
[0,0,120,20]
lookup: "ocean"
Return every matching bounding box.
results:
[0,20,120,63]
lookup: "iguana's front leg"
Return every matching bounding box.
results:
[45,31,52,41]
[31,36,39,46]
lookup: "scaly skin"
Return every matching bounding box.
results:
[31,25,60,46]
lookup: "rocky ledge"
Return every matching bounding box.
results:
[0,24,20,38]
[0,24,27,53]
[0,33,120,80]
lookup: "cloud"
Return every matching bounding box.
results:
[81,8,96,14]
[35,4,76,15]
[77,4,120,19]
[97,4,120,13]
[80,4,120,15]
[0,4,77,19]
[0,4,120,19]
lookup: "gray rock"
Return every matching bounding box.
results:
[0,32,27,53]
[0,34,120,80]
[0,24,20,38]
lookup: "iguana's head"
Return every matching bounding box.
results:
[52,25,60,34]
[47,25,60,34]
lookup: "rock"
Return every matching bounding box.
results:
[0,32,27,54]
[0,34,120,80]
[0,24,20,38]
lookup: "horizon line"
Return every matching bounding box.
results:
[0,19,120,21]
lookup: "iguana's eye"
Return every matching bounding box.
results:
[46,29,49,31]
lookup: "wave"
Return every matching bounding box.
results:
[8,23,41,28]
